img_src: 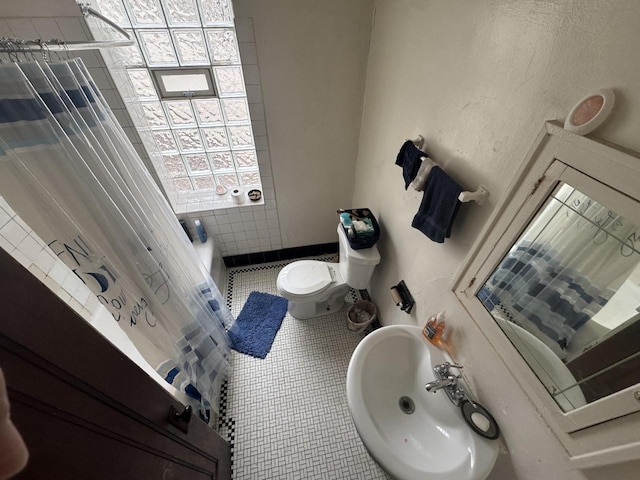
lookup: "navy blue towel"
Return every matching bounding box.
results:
[395,140,427,189]
[411,166,463,243]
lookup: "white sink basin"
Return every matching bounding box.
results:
[346,325,498,480]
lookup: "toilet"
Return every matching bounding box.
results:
[276,224,381,319]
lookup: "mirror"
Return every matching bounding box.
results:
[477,182,640,412]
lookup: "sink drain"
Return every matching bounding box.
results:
[398,396,415,415]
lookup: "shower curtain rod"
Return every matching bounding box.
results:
[0,3,134,53]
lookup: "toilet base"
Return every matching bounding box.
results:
[286,284,351,320]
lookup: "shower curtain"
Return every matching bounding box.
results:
[0,59,232,419]
[480,185,638,350]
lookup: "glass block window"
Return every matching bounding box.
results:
[100,0,261,211]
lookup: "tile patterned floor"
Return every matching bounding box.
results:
[219,257,392,480]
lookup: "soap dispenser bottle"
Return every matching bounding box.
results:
[423,311,446,345]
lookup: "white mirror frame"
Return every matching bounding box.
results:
[452,122,640,469]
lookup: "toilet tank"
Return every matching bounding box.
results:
[337,225,381,289]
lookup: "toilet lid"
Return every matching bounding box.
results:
[278,261,333,296]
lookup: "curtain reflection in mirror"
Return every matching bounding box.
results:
[478,183,640,411]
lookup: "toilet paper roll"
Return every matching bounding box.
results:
[390,286,403,306]
[231,188,244,204]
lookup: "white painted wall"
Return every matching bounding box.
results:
[233,0,373,248]
[3,0,639,477]
[353,1,640,479]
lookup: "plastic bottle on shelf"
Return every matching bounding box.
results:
[423,311,446,346]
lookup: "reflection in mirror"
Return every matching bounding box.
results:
[478,183,640,412]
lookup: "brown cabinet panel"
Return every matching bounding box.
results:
[0,249,231,480]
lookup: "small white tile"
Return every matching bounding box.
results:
[242,64,260,85]
[86,67,115,90]
[247,238,260,249]
[217,223,233,234]
[31,18,64,40]
[34,249,57,274]
[55,17,90,42]
[256,149,270,165]
[235,240,249,251]
[85,294,100,312]
[215,214,231,225]
[246,84,263,104]
[42,275,62,293]
[0,197,15,216]
[234,18,255,43]
[68,298,85,315]
[254,135,268,151]
[258,237,271,247]
[74,285,92,306]
[265,209,279,220]
[254,220,268,231]
[17,235,43,262]
[48,260,70,285]
[11,249,31,268]
[240,212,254,222]
[0,209,11,229]
[238,42,258,65]
[61,272,82,297]
[0,20,14,37]
[223,259,388,479]
[221,233,235,243]
[6,19,38,39]
[101,88,126,109]
[248,103,265,121]
[256,228,270,239]
[251,120,266,137]
[231,223,246,233]
[28,264,46,281]
[1,220,28,248]
[75,50,104,68]
[0,235,14,253]
[13,215,32,234]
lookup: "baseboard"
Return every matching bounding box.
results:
[223,242,338,267]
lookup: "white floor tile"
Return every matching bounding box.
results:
[222,257,391,480]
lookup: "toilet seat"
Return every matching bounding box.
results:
[277,260,334,297]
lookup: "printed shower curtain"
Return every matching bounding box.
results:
[480,185,638,350]
[0,59,232,419]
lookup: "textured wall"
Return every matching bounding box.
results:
[233,0,374,248]
[353,1,640,479]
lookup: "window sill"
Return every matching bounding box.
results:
[173,191,265,214]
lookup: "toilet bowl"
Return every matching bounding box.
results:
[276,225,381,319]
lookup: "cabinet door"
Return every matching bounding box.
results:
[0,249,231,480]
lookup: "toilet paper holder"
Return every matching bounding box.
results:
[390,280,415,314]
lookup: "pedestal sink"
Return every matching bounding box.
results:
[346,325,498,480]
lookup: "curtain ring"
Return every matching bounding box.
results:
[17,40,29,63]
[28,41,38,62]
[0,38,6,64]
[36,39,49,62]
[61,40,71,61]
[52,38,63,62]
[8,40,19,63]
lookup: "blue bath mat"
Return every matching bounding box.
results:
[228,291,288,359]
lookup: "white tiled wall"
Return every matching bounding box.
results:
[1,12,280,257]
[0,196,101,322]
[88,13,282,257]
[188,18,282,257]
[0,14,163,191]
[0,194,190,404]
[172,18,282,257]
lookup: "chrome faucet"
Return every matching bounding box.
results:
[425,362,468,406]
[425,375,458,392]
